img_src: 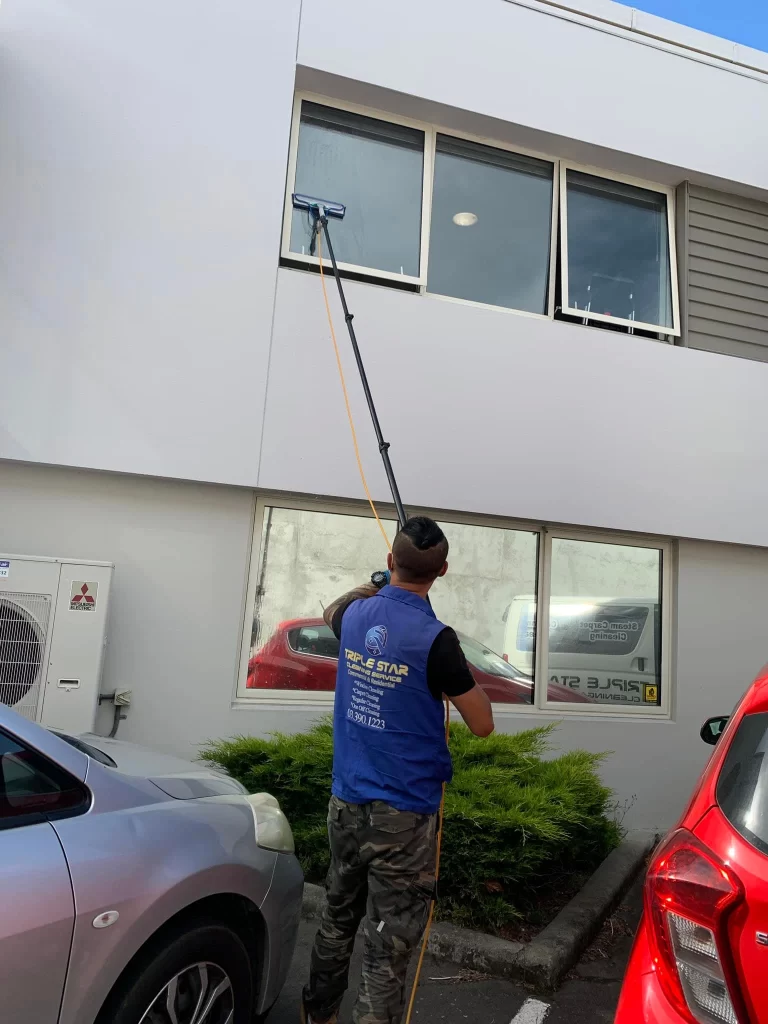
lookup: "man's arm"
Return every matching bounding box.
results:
[324,582,379,637]
[451,685,494,738]
[427,628,495,738]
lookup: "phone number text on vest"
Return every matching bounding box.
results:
[344,649,409,731]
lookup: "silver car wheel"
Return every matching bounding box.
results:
[139,961,234,1024]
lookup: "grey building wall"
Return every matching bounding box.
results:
[681,183,768,362]
[0,459,765,833]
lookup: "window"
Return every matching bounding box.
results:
[241,501,670,715]
[544,537,663,707]
[283,95,680,337]
[0,730,89,827]
[428,136,554,312]
[243,504,539,704]
[288,101,424,279]
[560,168,675,333]
[717,712,768,856]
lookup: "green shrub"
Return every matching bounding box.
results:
[200,720,620,932]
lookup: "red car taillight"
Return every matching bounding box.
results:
[646,830,747,1024]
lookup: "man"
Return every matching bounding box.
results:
[302,516,494,1024]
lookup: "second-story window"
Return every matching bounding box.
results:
[427,136,554,313]
[282,96,680,338]
[560,169,676,333]
[288,102,424,280]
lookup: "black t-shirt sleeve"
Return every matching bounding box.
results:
[426,627,476,701]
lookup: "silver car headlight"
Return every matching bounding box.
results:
[246,792,295,853]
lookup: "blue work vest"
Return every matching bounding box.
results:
[332,586,452,814]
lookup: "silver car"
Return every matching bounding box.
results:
[0,702,303,1024]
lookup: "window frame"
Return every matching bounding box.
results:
[281,93,435,287]
[283,94,681,335]
[283,93,561,316]
[537,528,672,717]
[558,161,681,337]
[421,127,559,320]
[236,495,673,719]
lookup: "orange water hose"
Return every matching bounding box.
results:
[315,232,449,1024]
[316,233,391,552]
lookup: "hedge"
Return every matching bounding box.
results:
[200,720,621,932]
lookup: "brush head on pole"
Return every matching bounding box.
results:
[292,193,346,219]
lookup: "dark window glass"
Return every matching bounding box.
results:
[290,102,424,277]
[428,136,553,312]
[0,730,88,824]
[718,713,768,856]
[289,625,340,660]
[564,170,673,329]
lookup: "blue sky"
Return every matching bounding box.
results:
[633,1,768,52]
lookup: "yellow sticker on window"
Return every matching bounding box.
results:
[643,684,659,704]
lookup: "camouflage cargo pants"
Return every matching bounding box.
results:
[303,795,438,1024]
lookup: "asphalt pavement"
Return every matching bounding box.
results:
[268,876,643,1024]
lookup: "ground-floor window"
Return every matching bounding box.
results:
[239,499,670,715]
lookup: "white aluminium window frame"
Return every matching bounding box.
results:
[283,96,682,335]
[236,495,673,720]
[558,162,681,337]
[281,93,434,287]
[422,125,560,321]
[536,527,672,718]
[282,93,560,314]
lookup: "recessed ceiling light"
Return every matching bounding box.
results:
[452,212,478,227]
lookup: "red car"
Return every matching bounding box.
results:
[246,617,592,704]
[615,668,768,1024]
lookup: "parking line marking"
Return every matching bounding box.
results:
[510,998,551,1024]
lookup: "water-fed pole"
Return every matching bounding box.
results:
[292,193,408,531]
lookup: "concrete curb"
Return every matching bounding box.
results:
[513,832,656,991]
[300,831,656,992]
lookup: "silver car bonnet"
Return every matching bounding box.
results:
[79,733,248,799]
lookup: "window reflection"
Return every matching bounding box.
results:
[564,170,673,329]
[544,539,663,706]
[290,102,424,277]
[428,136,553,313]
[246,507,539,704]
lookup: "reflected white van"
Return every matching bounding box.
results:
[502,595,661,706]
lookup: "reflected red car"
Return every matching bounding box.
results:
[246,618,592,704]
[615,668,768,1024]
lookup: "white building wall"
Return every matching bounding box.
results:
[0,0,300,485]
[262,269,768,547]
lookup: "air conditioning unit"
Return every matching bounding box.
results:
[0,555,113,734]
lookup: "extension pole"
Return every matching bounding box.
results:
[317,211,408,531]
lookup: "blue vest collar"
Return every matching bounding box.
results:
[378,585,436,619]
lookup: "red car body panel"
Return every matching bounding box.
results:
[246,617,592,704]
[615,668,768,1024]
